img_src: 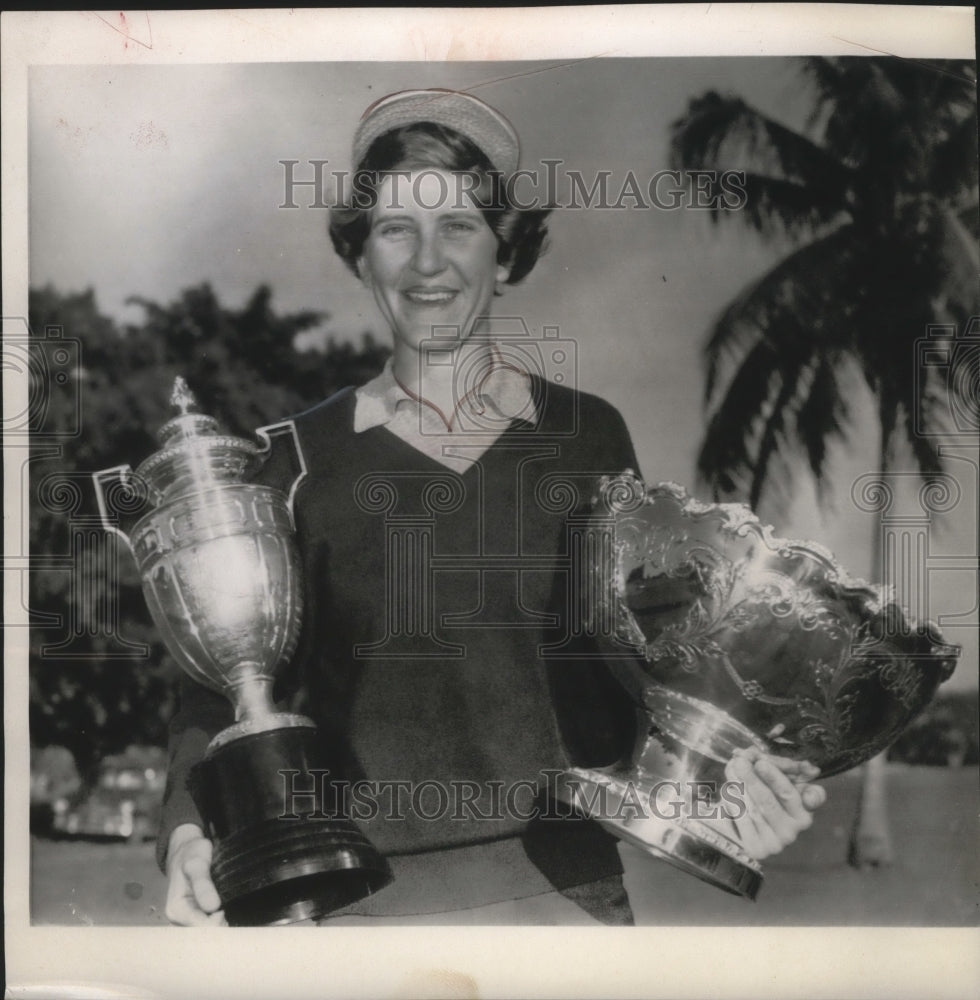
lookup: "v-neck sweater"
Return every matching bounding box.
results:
[159,376,642,904]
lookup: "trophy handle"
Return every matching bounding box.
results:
[254,420,308,523]
[92,465,138,553]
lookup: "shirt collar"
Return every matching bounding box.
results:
[354,345,538,433]
[353,358,404,432]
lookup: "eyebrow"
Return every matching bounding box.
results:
[372,209,480,224]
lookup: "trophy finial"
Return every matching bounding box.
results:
[170,376,198,415]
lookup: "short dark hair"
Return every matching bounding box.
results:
[329,122,551,286]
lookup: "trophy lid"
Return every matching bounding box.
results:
[155,376,222,443]
[135,377,260,505]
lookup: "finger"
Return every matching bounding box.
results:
[729,753,807,843]
[724,757,784,859]
[801,783,827,811]
[736,750,819,806]
[726,803,782,860]
[184,854,222,914]
[752,756,812,825]
[766,757,821,782]
[742,747,820,782]
[165,883,212,926]
[206,909,228,926]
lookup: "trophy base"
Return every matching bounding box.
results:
[211,815,392,926]
[555,765,762,900]
[189,719,392,926]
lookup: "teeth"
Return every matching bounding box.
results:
[405,291,456,303]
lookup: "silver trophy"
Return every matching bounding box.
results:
[94,377,390,924]
[556,472,959,898]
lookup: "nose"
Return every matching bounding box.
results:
[411,230,447,277]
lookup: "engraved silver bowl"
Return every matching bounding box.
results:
[555,471,959,898]
[590,472,959,776]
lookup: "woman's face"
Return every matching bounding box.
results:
[359,170,507,357]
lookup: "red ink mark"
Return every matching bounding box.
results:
[85,10,154,51]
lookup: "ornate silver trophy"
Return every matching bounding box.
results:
[94,378,391,925]
[556,472,959,899]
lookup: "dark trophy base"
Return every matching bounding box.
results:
[188,719,391,926]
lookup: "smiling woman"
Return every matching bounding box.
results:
[358,170,506,363]
[158,88,826,928]
[330,111,551,282]
[329,96,551,438]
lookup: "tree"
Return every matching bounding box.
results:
[669,57,978,865]
[28,283,390,781]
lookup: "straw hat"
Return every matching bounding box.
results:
[352,89,520,175]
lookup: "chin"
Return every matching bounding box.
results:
[414,326,474,351]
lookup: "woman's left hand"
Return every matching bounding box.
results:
[720,747,827,860]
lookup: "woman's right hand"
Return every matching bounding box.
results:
[164,823,227,925]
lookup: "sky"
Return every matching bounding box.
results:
[27,56,978,687]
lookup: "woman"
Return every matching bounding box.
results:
[160,89,825,926]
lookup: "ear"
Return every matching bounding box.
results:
[357,257,372,286]
[495,263,510,285]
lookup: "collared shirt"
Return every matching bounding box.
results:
[353,347,538,473]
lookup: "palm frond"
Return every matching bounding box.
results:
[957,202,979,240]
[736,173,851,238]
[928,110,980,203]
[703,226,857,402]
[905,400,953,483]
[809,60,975,186]
[696,339,782,497]
[935,207,980,320]
[749,357,810,510]
[796,356,852,505]
[670,92,853,212]
[685,58,975,514]
[877,374,949,487]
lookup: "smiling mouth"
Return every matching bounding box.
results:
[403,289,459,305]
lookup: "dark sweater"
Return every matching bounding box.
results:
[158,375,641,900]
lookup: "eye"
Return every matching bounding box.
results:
[377,223,412,238]
[443,220,478,234]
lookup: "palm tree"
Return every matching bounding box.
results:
[669,57,978,866]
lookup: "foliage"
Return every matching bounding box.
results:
[27,283,389,779]
[888,690,979,766]
[670,57,979,509]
